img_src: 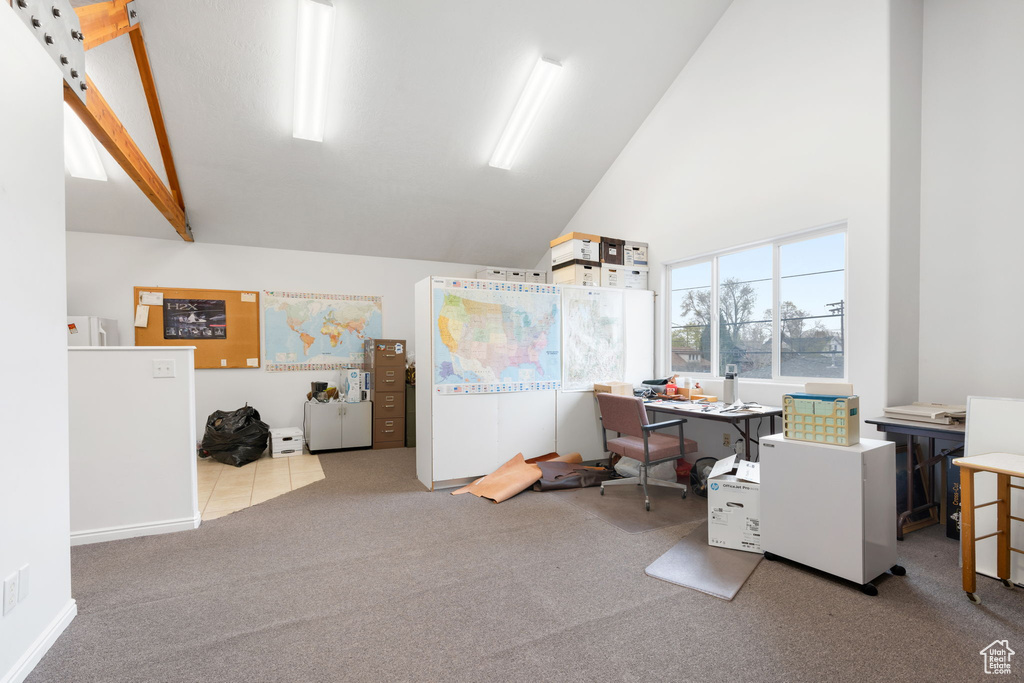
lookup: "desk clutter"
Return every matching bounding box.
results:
[549,232,650,289]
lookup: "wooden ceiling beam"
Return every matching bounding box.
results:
[64,76,193,241]
[129,29,184,211]
[75,0,136,52]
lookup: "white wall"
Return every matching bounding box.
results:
[68,348,199,545]
[918,0,1024,403]
[0,7,76,682]
[555,0,892,453]
[887,0,922,407]
[65,232,484,433]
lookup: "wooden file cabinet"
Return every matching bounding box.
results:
[364,338,407,449]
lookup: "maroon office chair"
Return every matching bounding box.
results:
[596,392,697,511]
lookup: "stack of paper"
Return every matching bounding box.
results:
[883,402,966,425]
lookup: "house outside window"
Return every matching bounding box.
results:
[668,227,846,382]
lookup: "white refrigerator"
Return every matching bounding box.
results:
[67,316,120,346]
[760,434,900,594]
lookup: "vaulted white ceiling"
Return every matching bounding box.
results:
[66,0,731,266]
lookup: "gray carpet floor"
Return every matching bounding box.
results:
[27,448,1024,682]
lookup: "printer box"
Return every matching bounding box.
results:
[707,455,761,553]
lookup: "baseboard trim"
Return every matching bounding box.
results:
[71,513,201,546]
[1,598,77,683]
[431,476,478,491]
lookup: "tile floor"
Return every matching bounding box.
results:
[197,452,325,521]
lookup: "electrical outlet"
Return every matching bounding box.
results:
[735,438,745,458]
[3,573,18,616]
[152,359,176,378]
[722,433,730,447]
[18,565,29,602]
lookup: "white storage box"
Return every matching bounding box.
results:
[707,455,761,553]
[550,232,601,266]
[505,270,527,282]
[523,271,547,283]
[621,266,649,290]
[552,260,601,287]
[475,267,507,281]
[601,265,626,288]
[270,427,305,457]
[623,241,649,267]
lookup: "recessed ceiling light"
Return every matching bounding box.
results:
[292,0,336,142]
[489,57,562,170]
[63,103,107,181]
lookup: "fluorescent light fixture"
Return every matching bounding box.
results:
[292,0,336,142]
[62,103,107,181]
[489,57,562,170]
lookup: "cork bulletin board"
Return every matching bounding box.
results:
[133,287,261,369]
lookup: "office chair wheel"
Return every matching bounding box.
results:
[1001,578,1015,589]
[967,592,982,605]
[860,583,878,597]
[600,486,605,496]
[890,565,906,577]
[645,500,651,511]
[681,489,687,499]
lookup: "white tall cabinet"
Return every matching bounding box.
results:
[760,434,901,594]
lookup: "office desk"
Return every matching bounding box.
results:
[644,400,781,460]
[952,452,1024,604]
[865,416,965,539]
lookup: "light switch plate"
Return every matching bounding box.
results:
[152,359,176,378]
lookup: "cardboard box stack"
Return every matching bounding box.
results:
[476,267,547,283]
[549,232,649,289]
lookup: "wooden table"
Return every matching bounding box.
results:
[865,417,965,539]
[952,452,1024,604]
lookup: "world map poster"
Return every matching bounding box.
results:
[263,291,383,372]
[432,278,561,394]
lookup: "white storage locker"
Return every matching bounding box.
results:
[760,434,901,594]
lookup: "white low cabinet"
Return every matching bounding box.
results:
[303,401,372,452]
[760,434,902,595]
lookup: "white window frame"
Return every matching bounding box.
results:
[665,222,848,384]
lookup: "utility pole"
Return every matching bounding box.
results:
[827,300,845,368]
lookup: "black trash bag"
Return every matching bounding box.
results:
[201,406,269,467]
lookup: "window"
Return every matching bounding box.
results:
[668,228,846,381]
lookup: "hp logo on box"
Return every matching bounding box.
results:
[710,482,719,491]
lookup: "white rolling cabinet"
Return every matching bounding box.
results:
[760,434,903,595]
[303,401,372,452]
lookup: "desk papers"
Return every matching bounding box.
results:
[884,402,966,425]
